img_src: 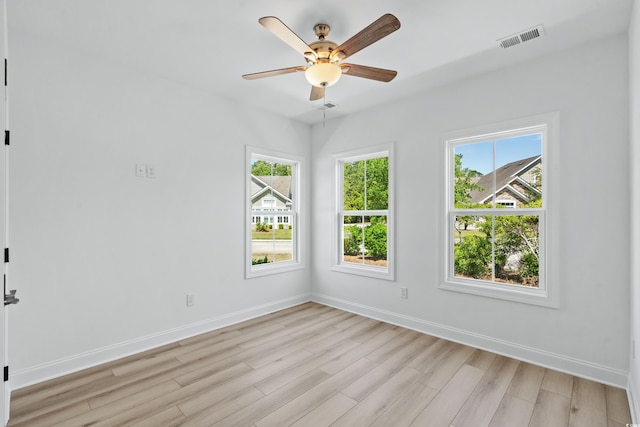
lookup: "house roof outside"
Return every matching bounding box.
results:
[469,155,541,205]
[251,175,292,203]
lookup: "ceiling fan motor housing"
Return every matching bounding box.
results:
[309,40,338,61]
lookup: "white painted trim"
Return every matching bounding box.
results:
[627,381,640,424]
[627,364,640,424]
[441,112,559,308]
[246,146,304,279]
[11,294,312,391]
[312,293,629,388]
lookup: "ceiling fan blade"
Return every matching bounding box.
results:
[331,14,400,61]
[242,66,306,80]
[340,64,397,82]
[310,85,325,101]
[259,16,318,61]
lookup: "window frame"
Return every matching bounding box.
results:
[332,143,395,281]
[245,146,303,279]
[440,114,559,307]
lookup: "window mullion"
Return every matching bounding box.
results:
[343,209,388,216]
[491,214,496,282]
[364,160,367,211]
[360,214,365,263]
[452,208,542,216]
[492,140,496,208]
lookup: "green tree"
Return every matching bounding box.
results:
[453,154,482,207]
[343,157,388,210]
[364,157,388,210]
[453,154,484,233]
[343,161,365,210]
[251,160,291,176]
[342,157,389,261]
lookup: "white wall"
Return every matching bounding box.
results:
[311,34,630,386]
[629,0,640,420]
[6,13,633,395]
[8,31,312,388]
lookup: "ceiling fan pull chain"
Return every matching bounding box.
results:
[323,91,326,127]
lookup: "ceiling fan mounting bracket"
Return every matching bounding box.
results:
[313,23,331,40]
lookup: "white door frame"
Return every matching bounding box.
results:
[2,0,9,423]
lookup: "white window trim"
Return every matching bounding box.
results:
[439,113,559,307]
[245,146,304,279]
[332,143,395,281]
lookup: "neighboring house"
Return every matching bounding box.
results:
[470,155,542,208]
[251,175,293,228]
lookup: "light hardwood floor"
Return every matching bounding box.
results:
[8,302,632,426]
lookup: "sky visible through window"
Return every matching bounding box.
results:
[455,133,542,174]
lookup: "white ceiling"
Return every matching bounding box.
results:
[7,0,634,124]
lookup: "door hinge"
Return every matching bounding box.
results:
[4,130,9,146]
[4,248,8,263]
[4,366,8,382]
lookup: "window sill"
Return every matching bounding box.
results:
[440,278,558,308]
[246,261,304,279]
[332,263,394,281]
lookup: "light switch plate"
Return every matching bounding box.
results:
[135,163,146,177]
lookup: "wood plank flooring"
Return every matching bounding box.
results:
[8,302,632,426]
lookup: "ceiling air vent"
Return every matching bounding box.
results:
[498,25,544,49]
[316,102,338,111]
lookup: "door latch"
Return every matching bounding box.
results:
[4,289,19,306]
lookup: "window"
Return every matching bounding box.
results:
[496,200,516,208]
[442,115,557,306]
[246,147,302,278]
[333,144,394,280]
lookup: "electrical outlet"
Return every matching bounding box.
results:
[146,164,156,178]
[186,293,195,307]
[400,288,408,299]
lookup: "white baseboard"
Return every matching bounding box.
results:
[312,293,629,388]
[11,294,312,390]
[13,292,629,392]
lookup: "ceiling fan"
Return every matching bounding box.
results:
[242,14,401,101]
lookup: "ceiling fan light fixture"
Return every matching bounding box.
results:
[305,62,342,87]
